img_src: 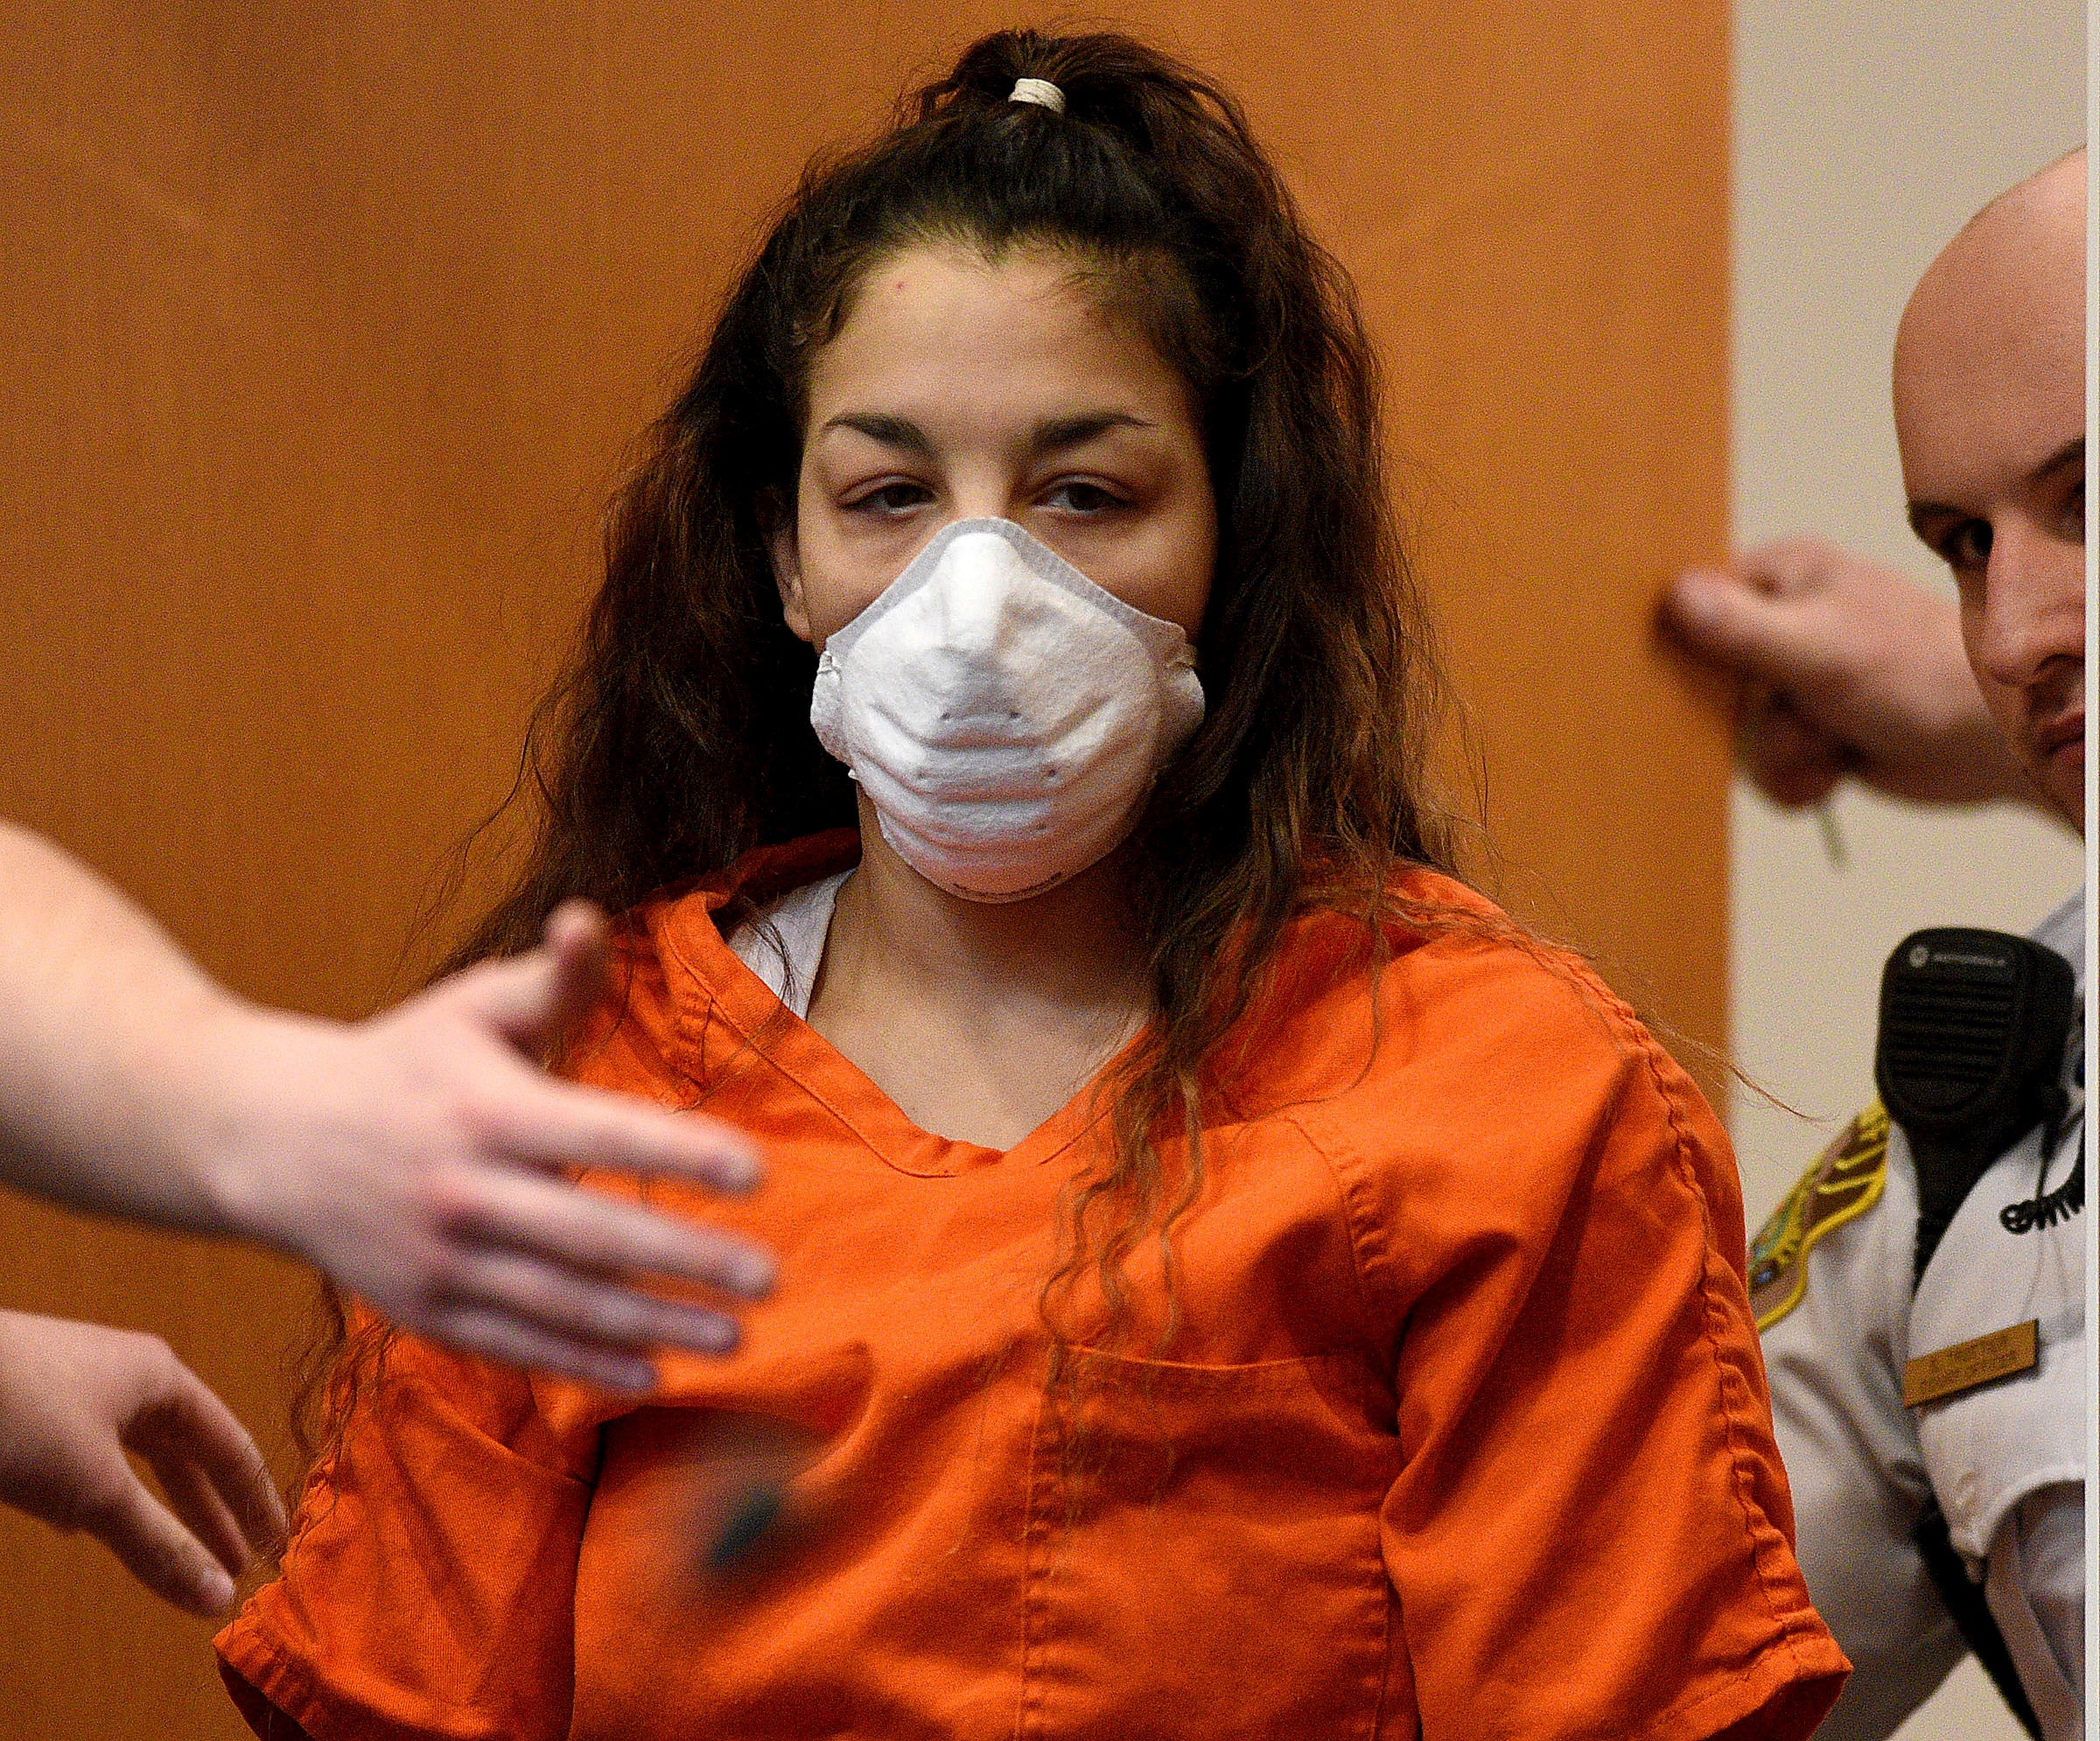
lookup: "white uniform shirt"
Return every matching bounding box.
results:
[1755,891,2085,1741]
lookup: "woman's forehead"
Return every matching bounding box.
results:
[805,241,1195,433]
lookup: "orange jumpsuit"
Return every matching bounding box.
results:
[219,834,1846,1738]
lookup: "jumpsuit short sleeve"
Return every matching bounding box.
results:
[215,1330,597,1741]
[1299,942,1850,1741]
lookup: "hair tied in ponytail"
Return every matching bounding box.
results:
[1007,77,1066,114]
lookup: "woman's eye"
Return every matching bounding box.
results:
[1042,480,1125,514]
[848,482,931,516]
[2059,474,2085,545]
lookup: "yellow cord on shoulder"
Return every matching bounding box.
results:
[1751,1102,1890,1332]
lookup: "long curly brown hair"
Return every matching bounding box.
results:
[298,26,1470,1472]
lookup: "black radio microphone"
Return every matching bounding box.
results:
[1873,926,2076,1290]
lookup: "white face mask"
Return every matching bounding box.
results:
[808,517,1206,903]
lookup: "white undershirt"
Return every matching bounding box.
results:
[723,870,850,1019]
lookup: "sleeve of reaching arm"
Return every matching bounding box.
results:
[215,1332,597,1741]
[1320,959,1849,1741]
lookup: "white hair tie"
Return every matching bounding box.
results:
[1008,77,1066,115]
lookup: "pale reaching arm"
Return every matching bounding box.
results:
[0,821,774,1389]
[1662,536,2034,810]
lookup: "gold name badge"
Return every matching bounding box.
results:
[1903,1319,2040,1409]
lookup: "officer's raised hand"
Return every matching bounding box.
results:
[1664,537,2032,810]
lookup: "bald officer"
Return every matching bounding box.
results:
[1667,150,2084,1740]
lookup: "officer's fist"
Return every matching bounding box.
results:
[1663,537,2030,808]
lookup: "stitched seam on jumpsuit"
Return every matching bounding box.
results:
[221,1633,318,1737]
[1397,944,1828,1732]
[1012,1381,1055,1739]
[1539,996,1838,1738]
[653,920,908,1171]
[1276,1108,1395,1360]
[1278,1106,1410,1738]
[657,918,1102,1177]
[1622,1010,1816,1690]
[223,1627,436,1741]
[1278,940,1825,1730]
[1372,1563,1397,1739]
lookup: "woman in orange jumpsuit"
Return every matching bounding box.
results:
[219,28,1847,1739]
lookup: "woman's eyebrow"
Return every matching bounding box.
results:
[817,409,1155,458]
[1029,411,1153,455]
[820,412,934,455]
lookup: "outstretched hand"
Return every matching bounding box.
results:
[1663,536,2029,809]
[0,1310,285,1616]
[198,903,775,1391]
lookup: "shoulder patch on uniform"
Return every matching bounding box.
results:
[1751,1101,1890,1332]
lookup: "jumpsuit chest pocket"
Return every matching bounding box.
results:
[1016,1347,1401,1739]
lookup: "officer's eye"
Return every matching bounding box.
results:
[1937,518,1993,574]
[2057,470,2084,546]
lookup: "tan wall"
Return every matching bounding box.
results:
[1728,3,2085,1737]
[0,5,1730,1731]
